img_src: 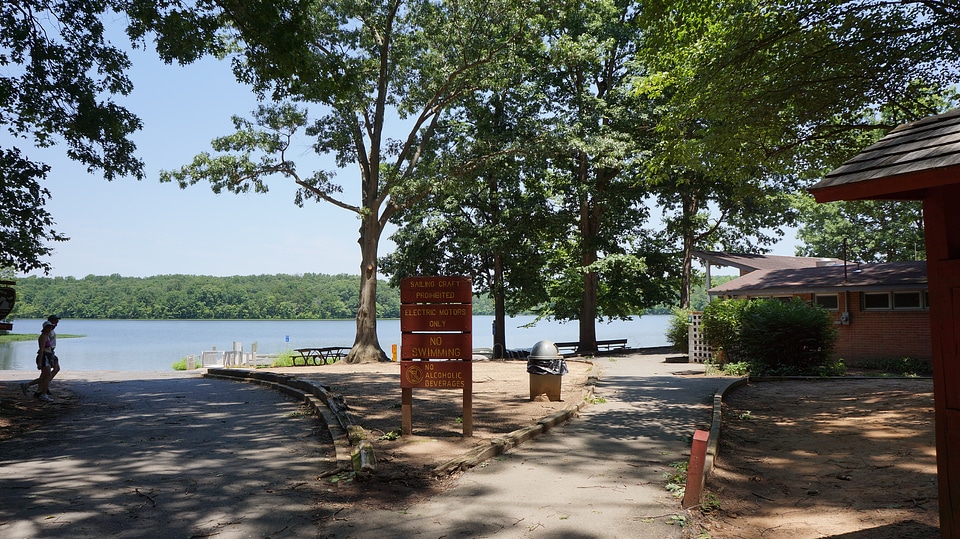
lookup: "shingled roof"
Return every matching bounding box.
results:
[709,261,927,297]
[693,251,840,273]
[810,108,960,202]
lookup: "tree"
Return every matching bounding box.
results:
[384,2,682,355]
[636,1,960,179]
[652,167,798,309]
[128,0,534,362]
[794,195,925,262]
[380,81,557,357]
[635,1,960,306]
[533,0,679,352]
[1,1,144,273]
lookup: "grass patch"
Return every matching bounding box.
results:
[171,357,194,371]
[854,357,932,376]
[0,333,83,343]
[270,350,297,367]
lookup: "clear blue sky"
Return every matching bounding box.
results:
[17,30,798,280]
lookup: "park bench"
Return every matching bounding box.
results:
[554,338,629,354]
[292,346,350,366]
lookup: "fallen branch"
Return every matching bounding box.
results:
[135,488,156,507]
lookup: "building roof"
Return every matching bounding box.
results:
[809,108,960,202]
[693,251,840,273]
[709,261,927,297]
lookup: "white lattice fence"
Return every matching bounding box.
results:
[688,311,712,363]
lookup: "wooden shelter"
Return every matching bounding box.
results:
[810,108,960,537]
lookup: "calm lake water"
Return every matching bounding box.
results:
[0,315,671,371]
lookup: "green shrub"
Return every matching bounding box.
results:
[171,356,202,371]
[738,297,837,375]
[817,359,847,377]
[666,308,691,354]
[702,298,749,363]
[703,297,838,375]
[270,350,296,367]
[721,361,752,377]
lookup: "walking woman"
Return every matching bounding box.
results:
[20,316,60,402]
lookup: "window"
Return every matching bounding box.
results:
[814,294,839,310]
[861,291,929,310]
[862,292,890,310]
[893,291,923,309]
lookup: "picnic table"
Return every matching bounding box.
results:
[292,346,350,366]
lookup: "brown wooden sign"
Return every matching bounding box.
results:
[399,275,474,436]
[401,332,472,360]
[400,276,473,304]
[0,281,15,321]
[400,303,472,332]
[400,360,472,389]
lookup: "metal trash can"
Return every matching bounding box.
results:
[527,340,568,401]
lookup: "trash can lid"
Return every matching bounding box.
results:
[529,340,561,360]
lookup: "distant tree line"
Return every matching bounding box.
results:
[7,274,477,320]
[6,272,721,322]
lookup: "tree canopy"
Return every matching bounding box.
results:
[635,0,960,177]
[1,1,144,273]
[633,0,960,304]
[794,196,926,262]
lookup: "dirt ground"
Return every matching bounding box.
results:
[702,378,938,539]
[0,381,79,442]
[1,363,941,538]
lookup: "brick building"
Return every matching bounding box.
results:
[697,252,929,364]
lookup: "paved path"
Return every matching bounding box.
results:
[1,355,724,539]
[0,371,331,539]
[321,354,721,538]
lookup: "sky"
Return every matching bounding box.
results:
[15,25,800,281]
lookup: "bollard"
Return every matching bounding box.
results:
[682,429,710,509]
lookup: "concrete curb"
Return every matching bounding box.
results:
[433,374,597,475]
[204,368,357,475]
[205,366,598,479]
[704,376,749,482]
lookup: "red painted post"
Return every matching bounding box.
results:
[682,429,710,509]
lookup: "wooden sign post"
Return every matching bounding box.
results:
[0,281,15,331]
[399,276,473,436]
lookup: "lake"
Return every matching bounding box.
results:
[0,315,672,371]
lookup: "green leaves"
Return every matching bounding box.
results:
[794,194,926,262]
[158,103,313,197]
[635,0,960,178]
[2,1,145,273]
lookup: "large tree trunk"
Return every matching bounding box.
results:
[493,252,507,359]
[345,212,389,363]
[679,190,699,309]
[579,267,599,354]
[578,166,600,354]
